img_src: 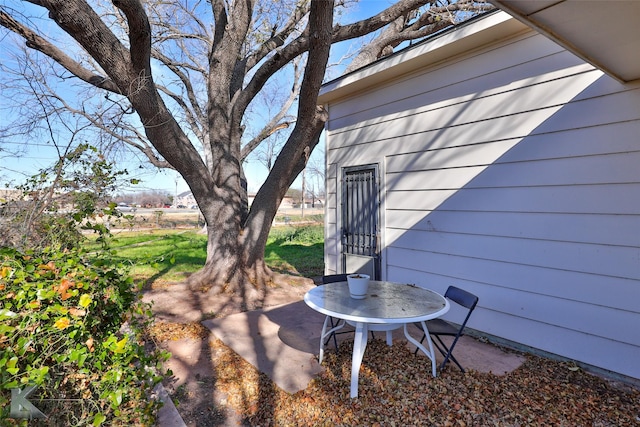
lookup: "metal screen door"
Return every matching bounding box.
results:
[341,165,380,279]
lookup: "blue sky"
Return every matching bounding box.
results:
[0,1,390,195]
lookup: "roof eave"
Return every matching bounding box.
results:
[319,11,528,104]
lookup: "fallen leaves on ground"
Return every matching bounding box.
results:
[147,320,210,342]
[147,300,639,427]
[208,338,640,426]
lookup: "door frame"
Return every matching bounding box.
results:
[339,163,382,279]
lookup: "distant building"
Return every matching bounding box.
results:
[174,191,197,208]
[0,188,22,202]
[174,192,315,211]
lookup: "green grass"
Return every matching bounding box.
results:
[264,224,324,278]
[94,224,324,286]
[274,213,324,224]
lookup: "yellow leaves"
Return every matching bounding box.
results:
[79,294,92,308]
[54,317,71,330]
[105,335,129,354]
[113,336,128,354]
[0,266,11,279]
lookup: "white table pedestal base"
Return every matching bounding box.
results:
[306,281,449,399]
[319,318,438,398]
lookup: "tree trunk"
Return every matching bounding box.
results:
[184,171,281,304]
[186,0,333,299]
[188,227,272,299]
[0,0,491,302]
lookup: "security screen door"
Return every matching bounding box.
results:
[341,165,380,279]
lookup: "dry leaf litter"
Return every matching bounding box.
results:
[148,321,640,426]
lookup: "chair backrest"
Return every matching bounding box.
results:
[321,274,349,285]
[444,285,478,309]
[444,285,478,327]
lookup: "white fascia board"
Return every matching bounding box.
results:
[319,11,528,104]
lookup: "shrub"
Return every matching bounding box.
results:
[0,246,169,426]
[0,145,131,252]
[0,146,168,425]
[270,224,324,245]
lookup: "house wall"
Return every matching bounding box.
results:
[323,27,640,379]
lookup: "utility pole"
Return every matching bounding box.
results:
[301,168,306,218]
[174,174,179,207]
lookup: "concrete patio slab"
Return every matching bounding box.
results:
[157,295,526,426]
[202,300,326,393]
[203,300,526,395]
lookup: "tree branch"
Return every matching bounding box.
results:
[236,0,433,117]
[248,0,333,228]
[241,57,303,160]
[112,0,152,75]
[244,1,311,71]
[35,0,133,91]
[346,1,494,72]
[152,48,206,126]
[0,7,121,93]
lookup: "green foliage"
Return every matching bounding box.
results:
[264,225,324,277]
[0,247,169,426]
[268,224,324,245]
[96,224,325,284]
[0,144,130,252]
[94,231,207,284]
[0,145,167,425]
[274,214,323,224]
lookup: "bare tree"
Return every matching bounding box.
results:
[0,0,492,299]
[346,0,493,73]
[304,144,326,206]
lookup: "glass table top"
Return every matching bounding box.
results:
[304,281,448,323]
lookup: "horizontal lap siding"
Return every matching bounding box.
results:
[327,34,576,133]
[386,230,638,284]
[386,210,638,248]
[385,251,638,313]
[386,185,640,214]
[386,258,639,347]
[324,29,640,378]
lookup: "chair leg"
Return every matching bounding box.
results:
[324,318,375,350]
[443,352,465,372]
[432,336,450,359]
[414,334,466,373]
[437,335,465,372]
[414,333,446,357]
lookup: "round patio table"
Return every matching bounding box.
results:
[304,280,449,398]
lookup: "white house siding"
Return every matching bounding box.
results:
[322,17,640,380]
